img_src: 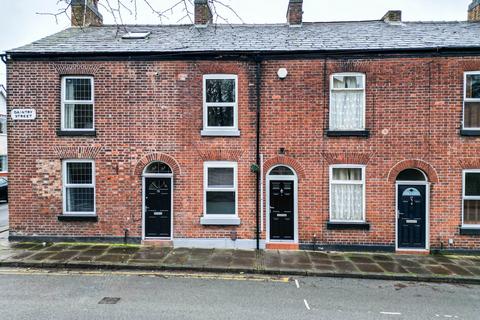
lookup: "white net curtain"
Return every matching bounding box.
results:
[331,168,364,221]
[330,74,365,131]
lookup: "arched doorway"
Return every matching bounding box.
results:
[395,168,429,251]
[142,162,173,239]
[266,165,298,243]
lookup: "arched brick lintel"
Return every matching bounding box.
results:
[387,159,439,184]
[134,153,181,176]
[263,156,306,179]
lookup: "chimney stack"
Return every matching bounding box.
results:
[381,10,402,22]
[287,0,303,26]
[71,0,103,27]
[194,0,213,27]
[468,0,480,21]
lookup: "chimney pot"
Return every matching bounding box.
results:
[71,0,103,27]
[194,0,213,26]
[287,0,303,26]
[382,10,402,22]
[468,0,480,21]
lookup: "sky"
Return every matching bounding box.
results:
[0,0,473,87]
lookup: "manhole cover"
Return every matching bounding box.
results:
[98,297,121,304]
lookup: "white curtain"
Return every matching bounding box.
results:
[331,184,363,221]
[330,91,364,130]
[65,104,75,129]
[333,168,362,181]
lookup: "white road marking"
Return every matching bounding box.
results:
[303,299,310,310]
[295,279,300,288]
[380,312,402,315]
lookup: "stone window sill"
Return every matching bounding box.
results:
[57,215,98,222]
[460,129,480,137]
[327,222,370,230]
[326,130,370,137]
[459,227,480,235]
[200,216,240,226]
[57,130,97,137]
[201,129,240,137]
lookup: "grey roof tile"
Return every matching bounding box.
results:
[7,20,480,55]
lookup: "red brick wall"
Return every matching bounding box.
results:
[6,56,480,250]
[260,57,480,250]
[7,60,258,241]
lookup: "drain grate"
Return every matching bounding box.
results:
[98,297,121,304]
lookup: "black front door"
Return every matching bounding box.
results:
[269,180,295,240]
[145,177,172,238]
[397,184,426,248]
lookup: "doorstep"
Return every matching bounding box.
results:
[396,249,430,255]
[265,242,299,250]
[142,239,173,247]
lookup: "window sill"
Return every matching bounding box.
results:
[327,222,370,230]
[57,215,98,222]
[200,216,240,226]
[326,130,370,137]
[459,227,480,235]
[201,129,240,137]
[57,130,96,137]
[460,129,480,137]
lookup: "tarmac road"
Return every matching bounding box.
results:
[0,268,478,320]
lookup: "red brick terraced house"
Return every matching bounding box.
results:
[4,0,480,253]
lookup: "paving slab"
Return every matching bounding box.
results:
[48,251,80,261]
[106,246,140,255]
[311,264,336,272]
[348,256,375,264]
[377,262,409,274]
[356,263,385,273]
[24,251,58,261]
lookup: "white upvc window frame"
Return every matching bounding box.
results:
[462,169,480,228]
[201,74,239,136]
[62,159,96,216]
[201,161,239,225]
[329,72,366,131]
[463,71,480,130]
[329,164,366,223]
[60,76,95,131]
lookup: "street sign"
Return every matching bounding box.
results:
[11,108,36,120]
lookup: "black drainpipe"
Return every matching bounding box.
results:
[0,54,7,64]
[255,56,262,250]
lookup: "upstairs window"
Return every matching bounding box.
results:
[464,72,480,130]
[329,73,365,131]
[463,170,480,227]
[63,160,95,215]
[202,75,239,136]
[329,165,365,222]
[61,76,94,131]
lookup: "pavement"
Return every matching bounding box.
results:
[1,239,480,284]
[0,269,478,320]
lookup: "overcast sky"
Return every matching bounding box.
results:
[0,0,473,87]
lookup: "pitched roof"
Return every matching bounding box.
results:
[7,20,480,56]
